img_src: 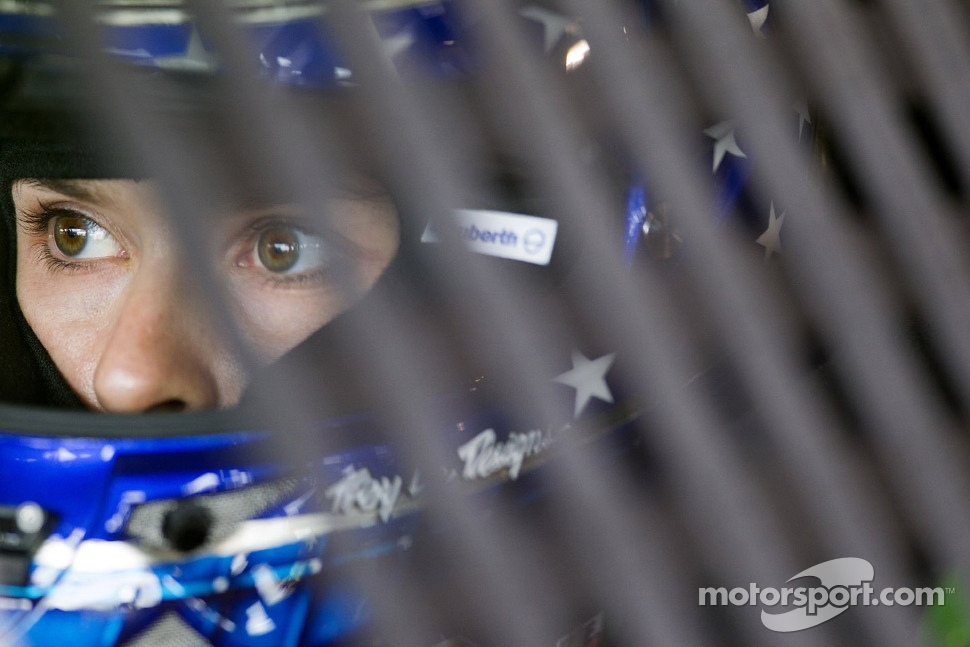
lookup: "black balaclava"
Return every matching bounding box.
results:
[0,48,159,409]
[0,138,128,408]
[0,87,148,409]
[0,57,570,411]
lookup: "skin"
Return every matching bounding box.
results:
[12,178,400,413]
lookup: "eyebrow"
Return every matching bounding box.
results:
[19,178,112,205]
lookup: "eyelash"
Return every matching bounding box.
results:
[17,202,59,237]
[19,206,340,287]
[20,205,103,276]
[242,216,338,288]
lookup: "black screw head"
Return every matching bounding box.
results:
[162,501,213,552]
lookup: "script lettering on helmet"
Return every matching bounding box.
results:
[324,465,403,523]
[457,428,553,481]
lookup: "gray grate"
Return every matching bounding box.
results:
[3,0,970,645]
[124,478,298,552]
[121,611,213,647]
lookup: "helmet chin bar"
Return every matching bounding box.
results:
[0,373,641,645]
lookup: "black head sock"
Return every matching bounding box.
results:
[0,132,142,408]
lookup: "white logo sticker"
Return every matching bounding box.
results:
[422,210,559,266]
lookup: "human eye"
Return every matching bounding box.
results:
[46,210,124,261]
[18,205,126,272]
[246,221,334,282]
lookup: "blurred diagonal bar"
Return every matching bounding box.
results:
[470,0,838,644]
[2,0,969,645]
[774,0,970,422]
[45,0,265,381]
[882,0,970,197]
[323,0,731,642]
[656,0,942,641]
[318,1,603,643]
[765,0,970,575]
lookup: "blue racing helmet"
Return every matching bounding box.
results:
[0,1,795,645]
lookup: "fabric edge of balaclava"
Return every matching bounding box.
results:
[0,139,137,408]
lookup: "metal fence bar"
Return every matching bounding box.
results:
[4,0,970,644]
[769,0,970,579]
[657,0,931,642]
[467,1,841,644]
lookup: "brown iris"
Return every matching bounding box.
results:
[52,215,89,257]
[257,226,301,273]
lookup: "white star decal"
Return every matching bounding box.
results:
[756,203,785,261]
[552,351,616,418]
[704,121,747,172]
[793,100,812,141]
[106,31,209,70]
[151,26,217,72]
[747,5,769,35]
[382,29,416,61]
[519,5,574,53]
[407,471,424,497]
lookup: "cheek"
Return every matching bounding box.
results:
[15,252,125,405]
[231,202,400,365]
[230,288,346,364]
[330,199,401,284]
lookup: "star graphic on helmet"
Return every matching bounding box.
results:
[519,6,575,53]
[150,25,218,72]
[704,121,747,172]
[793,100,812,141]
[756,202,785,261]
[552,351,616,418]
[747,5,769,35]
[382,28,416,61]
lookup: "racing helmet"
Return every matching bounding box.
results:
[0,1,790,645]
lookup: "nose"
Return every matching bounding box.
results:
[93,266,240,413]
